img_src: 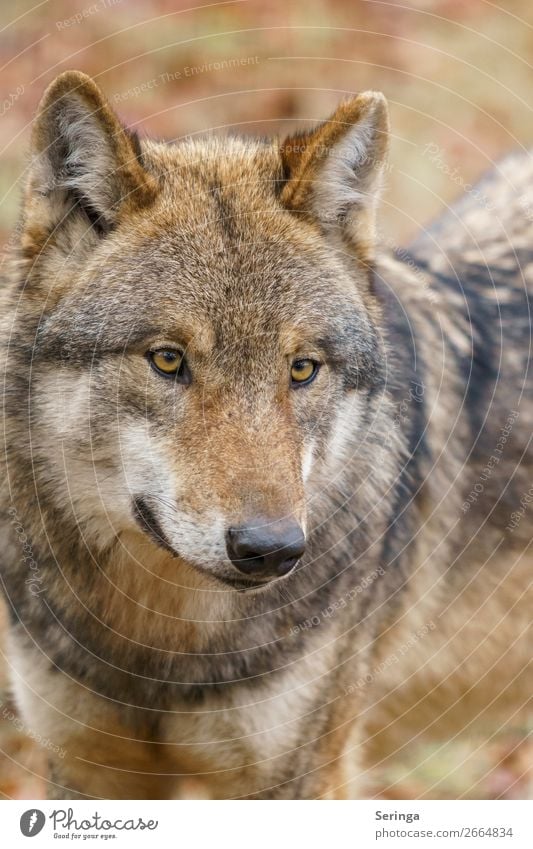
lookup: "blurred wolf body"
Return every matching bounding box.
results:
[0,72,531,799]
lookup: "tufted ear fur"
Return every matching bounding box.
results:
[279,93,389,257]
[22,70,158,253]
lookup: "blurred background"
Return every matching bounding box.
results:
[1,0,533,799]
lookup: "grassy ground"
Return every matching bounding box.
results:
[1,0,532,798]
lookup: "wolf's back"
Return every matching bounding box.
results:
[409,149,533,275]
[402,150,533,548]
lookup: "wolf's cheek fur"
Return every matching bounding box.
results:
[30,369,140,547]
[31,370,227,564]
[30,369,129,546]
[120,427,231,569]
[31,362,315,571]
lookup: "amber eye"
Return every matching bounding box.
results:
[290,358,319,387]
[148,349,190,384]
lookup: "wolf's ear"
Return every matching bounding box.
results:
[279,93,389,255]
[24,71,157,242]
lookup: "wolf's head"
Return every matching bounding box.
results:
[6,72,390,589]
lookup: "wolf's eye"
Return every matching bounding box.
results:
[149,349,190,384]
[290,359,319,387]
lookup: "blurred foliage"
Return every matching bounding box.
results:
[1,0,533,245]
[1,0,533,799]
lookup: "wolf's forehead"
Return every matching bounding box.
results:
[131,136,336,292]
[126,150,329,300]
[48,138,363,350]
[146,135,283,188]
[48,230,352,360]
[144,136,284,225]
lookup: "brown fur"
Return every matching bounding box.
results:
[0,71,531,799]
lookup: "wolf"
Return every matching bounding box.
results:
[0,71,531,799]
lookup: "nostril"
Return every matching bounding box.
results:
[226,520,305,579]
[276,555,300,576]
[239,550,264,563]
[226,532,265,565]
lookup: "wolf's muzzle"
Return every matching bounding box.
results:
[225,518,305,582]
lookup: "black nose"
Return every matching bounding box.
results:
[226,518,305,580]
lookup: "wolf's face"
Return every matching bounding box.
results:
[9,73,389,588]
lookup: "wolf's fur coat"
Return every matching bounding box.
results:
[0,72,531,799]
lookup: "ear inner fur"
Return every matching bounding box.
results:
[26,70,158,234]
[279,93,389,255]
